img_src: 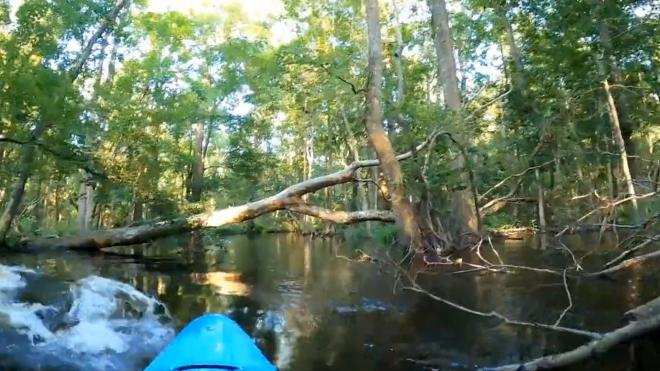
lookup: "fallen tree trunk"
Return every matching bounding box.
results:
[489,296,660,370]
[22,198,394,251]
[18,133,444,251]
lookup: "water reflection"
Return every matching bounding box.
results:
[0,232,659,370]
[190,271,251,296]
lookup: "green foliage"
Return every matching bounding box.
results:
[341,226,372,244]
[341,225,400,247]
[371,225,400,246]
[483,212,525,230]
[0,0,657,240]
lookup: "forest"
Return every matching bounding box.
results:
[0,0,659,370]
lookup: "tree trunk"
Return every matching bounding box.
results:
[0,123,46,242]
[365,0,423,251]
[33,176,44,227]
[132,193,143,223]
[429,0,461,110]
[499,6,526,91]
[77,170,96,232]
[603,79,639,220]
[535,168,546,231]
[428,0,479,236]
[188,123,205,202]
[391,0,405,126]
[53,182,61,225]
[596,7,637,177]
[302,132,315,224]
[341,110,368,212]
[77,41,109,233]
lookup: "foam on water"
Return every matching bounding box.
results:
[0,265,174,370]
[0,302,55,341]
[0,265,34,292]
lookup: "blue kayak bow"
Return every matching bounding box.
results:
[145,314,277,371]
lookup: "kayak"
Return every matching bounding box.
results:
[145,314,277,371]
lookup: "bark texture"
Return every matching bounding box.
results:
[365,0,423,250]
[77,170,96,232]
[596,3,637,177]
[391,0,405,113]
[188,123,205,202]
[499,5,526,91]
[428,0,479,235]
[603,78,638,219]
[0,123,46,241]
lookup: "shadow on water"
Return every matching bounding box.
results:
[1,232,660,370]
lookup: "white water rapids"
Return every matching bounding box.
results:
[0,264,174,370]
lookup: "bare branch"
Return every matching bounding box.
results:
[587,249,660,277]
[464,88,512,121]
[489,298,660,370]
[287,202,395,224]
[553,269,573,327]
[70,0,130,80]
[604,234,660,268]
[479,160,554,202]
[403,284,600,339]
[555,192,658,237]
[353,177,390,200]
[390,253,598,339]
[0,135,105,178]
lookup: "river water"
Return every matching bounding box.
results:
[0,233,659,370]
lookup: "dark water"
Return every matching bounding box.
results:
[1,232,660,370]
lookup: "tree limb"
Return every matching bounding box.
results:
[555,192,658,237]
[587,249,660,277]
[403,284,600,339]
[604,234,660,268]
[488,297,660,370]
[70,0,130,81]
[287,201,394,224]
[478,160,554,202]
[0,135,105,178]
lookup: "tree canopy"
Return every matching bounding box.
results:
[0,0,657,245]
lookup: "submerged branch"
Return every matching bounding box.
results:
[404,284,600,339]
[394,253,598,339]
[553,269,573,327]
[487,296,660,370]
[604,234,660,268]
[587,249,660,277]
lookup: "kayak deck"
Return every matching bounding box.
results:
[145,314,276,371]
